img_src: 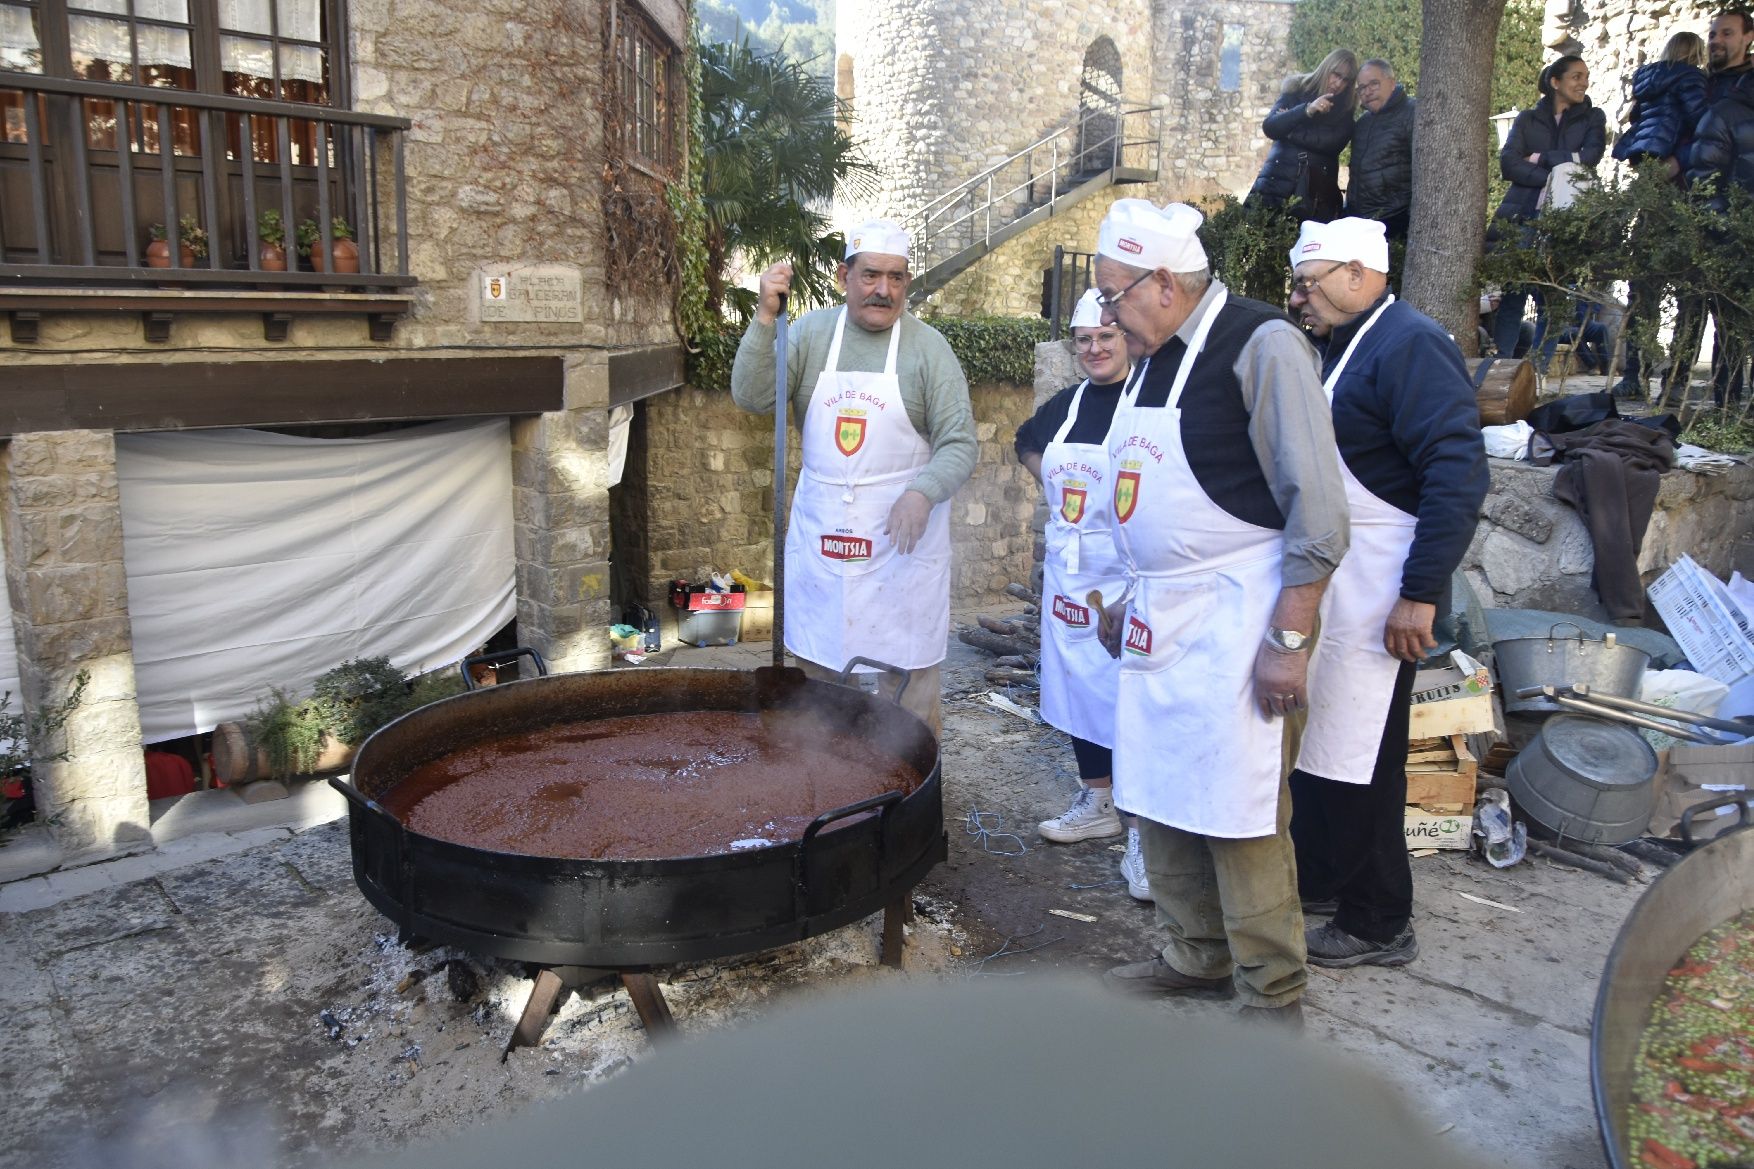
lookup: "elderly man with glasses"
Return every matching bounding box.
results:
[1284,218,1487,970]
[1090,199,1349,1029]
[1345,59,1417,240]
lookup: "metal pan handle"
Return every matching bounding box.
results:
[801,789,905,847]
[838,656,911,701]
[459,646,549,690]
[794,789,905,920]
[1547,620,1586,646]
[327,775,384,815]
[1679,794,1753,846]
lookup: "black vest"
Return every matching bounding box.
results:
[1133,293,1291,531]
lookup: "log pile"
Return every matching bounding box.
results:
[959,583,1042,688]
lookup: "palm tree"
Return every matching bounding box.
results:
[699,37,876,319]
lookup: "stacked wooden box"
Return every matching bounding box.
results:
[1403,653,1499,850]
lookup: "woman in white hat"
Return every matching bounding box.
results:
[1014,289,1148,899]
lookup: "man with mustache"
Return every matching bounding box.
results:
[732,222,975,738]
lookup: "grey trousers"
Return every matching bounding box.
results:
[1136,774,1307,1008]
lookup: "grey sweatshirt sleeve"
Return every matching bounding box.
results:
[906,326,978,504]
[730,318,802,416]
[1235,320,1351,586]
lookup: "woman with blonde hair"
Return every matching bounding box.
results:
[1613,31,1709,177]
[1247,48,1358,222]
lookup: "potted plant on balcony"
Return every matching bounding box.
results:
[145,214,209,268]
[256,209,287,271]
[297,215,359,274]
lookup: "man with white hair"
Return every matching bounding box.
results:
[732,223,976,738]
[1285,217,1487,969]
[1093,199,1350,1027]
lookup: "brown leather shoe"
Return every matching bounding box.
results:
[1103,954,1233,997]
[1238,1000,1305,1033]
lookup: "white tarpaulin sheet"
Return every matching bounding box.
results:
[0,564,19,715]
[117,420,516,743]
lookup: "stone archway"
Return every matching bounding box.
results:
[1076,37,1122,176]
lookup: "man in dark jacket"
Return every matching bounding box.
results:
[1688,47,1754,404]
[1284,217,1488,969]
[1707,9,1754,101]
[1345,60,1415,240]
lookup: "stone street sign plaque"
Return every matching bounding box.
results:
[480,264,583,323]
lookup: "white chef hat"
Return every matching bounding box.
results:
[1289,217,1391,274]
[1068,288,1105,330]
[844,219,911,261]
[1096,199,1208,273]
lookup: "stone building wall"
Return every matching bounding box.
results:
[1461,460,1754,621]
[1152,1,1296,201]
[626,381,1038,629]
[922,189,1128,318]
[0,0,688,856]
[836,0,1156,227]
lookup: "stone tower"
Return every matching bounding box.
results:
[833,0,1298,316]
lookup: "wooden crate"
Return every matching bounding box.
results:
[1404,735,1478,813]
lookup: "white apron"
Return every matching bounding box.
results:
[1109,289,1288,839]
[784,309,953,672]
[1038,375,1133,747]
[1296,297,1420,785]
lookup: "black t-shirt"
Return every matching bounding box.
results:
[1013,377,1129,459]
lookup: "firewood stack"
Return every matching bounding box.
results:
[958,583,1042,687]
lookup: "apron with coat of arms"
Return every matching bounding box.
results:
[1038,376,1134,748]
[1108,288,1288,839]
[784,308,953,672]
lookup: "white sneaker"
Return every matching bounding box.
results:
[1037,786,1123,843]
[1119,826,1152,901]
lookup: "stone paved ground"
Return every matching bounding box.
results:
[0,615,1653,1169]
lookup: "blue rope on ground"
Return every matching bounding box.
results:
[964,808,1028,855]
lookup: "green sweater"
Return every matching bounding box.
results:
[731,309,977,505]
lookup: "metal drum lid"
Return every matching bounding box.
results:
[1539,715,1658,790]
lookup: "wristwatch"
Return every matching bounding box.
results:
[1264,627,1310,653]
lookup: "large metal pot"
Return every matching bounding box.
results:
[1494,622,1650,714]
[332,665,946,968]
[1505,714,1658,846]
[1592,797,1754,1168]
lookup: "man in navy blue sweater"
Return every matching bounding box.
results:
[1283,218,1488,967]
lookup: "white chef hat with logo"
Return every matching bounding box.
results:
[1096,199,1208,273]
[1289,216,1391,274]
[1069,288,1106,329]
[844,219,912,261]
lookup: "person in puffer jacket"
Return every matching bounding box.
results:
[1613,32,1709,177]
[1685,71,1754,403]
[1489,56,1608,361]
[1247,48,1358,223]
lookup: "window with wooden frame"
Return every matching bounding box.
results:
[613,1,675,174]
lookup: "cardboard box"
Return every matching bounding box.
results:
[739,589,775,642]
[1650,740,1753,842]
[1404,807,1473,850]
[1408,651,1496,737]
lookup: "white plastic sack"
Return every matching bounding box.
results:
[1481,421,1533,460]
[117,420,515,743]
[1638,668,1732,753]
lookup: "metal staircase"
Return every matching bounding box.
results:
[900,106,1162,304]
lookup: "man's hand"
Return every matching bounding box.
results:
[1527,152,1541,164]
[1383,598,1438,663]
[1308,94,1334,117]
[885,490,932,554]
[1097,599,1128,659]
[757,261,794,326]
[1254,640,1311,718]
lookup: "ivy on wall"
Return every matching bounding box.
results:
[669,15,713,343]
[686,313,1049,390]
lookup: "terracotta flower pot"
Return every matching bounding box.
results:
[308,239,360,274]
[258,242,287,272]
[145,239,196,269]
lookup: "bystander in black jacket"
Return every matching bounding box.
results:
[1613,60,1708,167]
[1687,81,1754,211]
[1494,96,1608,222]
[1346,85,1416,223]
[1249,91,1353,219]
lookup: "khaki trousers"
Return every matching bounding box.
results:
[1136,773,1307,1008]
[796,657,943,742]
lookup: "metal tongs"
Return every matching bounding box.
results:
[1513,683,1754,745]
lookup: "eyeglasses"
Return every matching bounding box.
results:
[1291,261,1346,295]
[1073,331,1124,350]
[1094,269,1155,309]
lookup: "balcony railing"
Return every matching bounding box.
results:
[0,72,414,292]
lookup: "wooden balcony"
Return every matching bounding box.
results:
[1,71,416,342]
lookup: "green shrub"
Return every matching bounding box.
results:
[249,688,327,779]
[309,656,410,747]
